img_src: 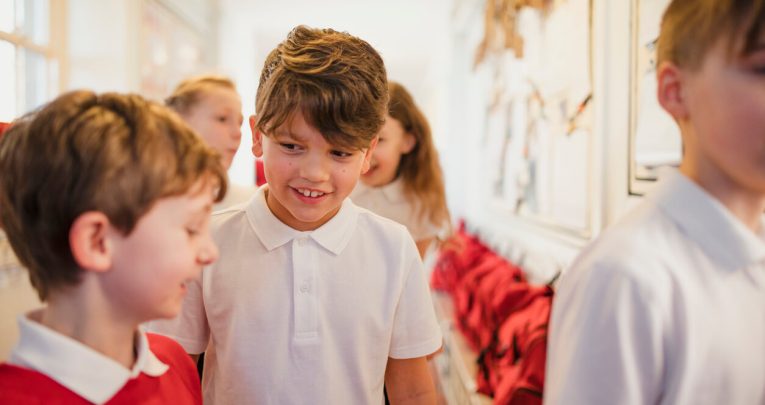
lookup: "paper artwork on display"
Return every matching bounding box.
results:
[486,0,594,235]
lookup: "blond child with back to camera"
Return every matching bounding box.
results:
[166,74,254,210]
[545,1,765,404]
[351,81,451,259]
[149,25,443,404]
[0,91,227,404]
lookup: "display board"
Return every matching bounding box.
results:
[628,0,679,194]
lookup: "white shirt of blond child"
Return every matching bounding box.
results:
[545,168,765,405]
[214,182,255,212]
[149,185,442,405]
[351,178,442,241]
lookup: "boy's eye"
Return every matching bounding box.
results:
[280,143,298,150]
[332,150,353,158]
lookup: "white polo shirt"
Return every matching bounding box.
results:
[545,168,765,405]
[150,185,442,405]
[351,179,442,241]
[9,310,169,404]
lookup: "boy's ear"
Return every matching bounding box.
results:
[361,136,379,174]
[657,61,689,121]
[250,115,264,158]
[69,212,112,273]
[401,132,416,154]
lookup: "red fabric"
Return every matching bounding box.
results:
[0,333,202,404]
[431,223,490,294]
[476,286,552,404]
[255,159,267,186]
[0,122,10,139]
[455,257,526,350]
[430,223,552,404]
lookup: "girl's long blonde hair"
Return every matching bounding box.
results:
[388,81,450,232]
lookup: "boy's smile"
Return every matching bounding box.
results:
[251,111,376,231]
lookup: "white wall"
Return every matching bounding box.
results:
[66,0,139,92]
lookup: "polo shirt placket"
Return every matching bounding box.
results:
[292,236,319,341]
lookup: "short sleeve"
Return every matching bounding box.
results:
[147,274,210,355]
[544,258,666,405]
[389,237,443,359]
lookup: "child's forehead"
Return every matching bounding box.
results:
[272,118,327,141]
[266,109,368,150]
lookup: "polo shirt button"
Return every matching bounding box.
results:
[297,237,308,246]
[300,283,310,293]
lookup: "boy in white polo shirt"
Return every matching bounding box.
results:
[545,1,765,404]
[150,25,443,404]
[0,91,227,404]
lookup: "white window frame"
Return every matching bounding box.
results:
[0,0,67,121]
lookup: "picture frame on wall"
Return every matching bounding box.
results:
[486,0,596,240]
[628,0,681,195]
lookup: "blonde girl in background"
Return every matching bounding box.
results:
[166,75,253,210]
[352,81,451,258]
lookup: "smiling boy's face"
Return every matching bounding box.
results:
[251,111,376,231]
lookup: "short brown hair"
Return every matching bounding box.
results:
[388,82,450,231]
[165,74,238,115]
[657,0,765,69]
[254,25,388,150]
[0,91,227,300]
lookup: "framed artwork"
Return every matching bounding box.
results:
[487,0,595,238]
[628,0,680,195]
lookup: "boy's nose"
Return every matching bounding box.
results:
[301,155,331,182]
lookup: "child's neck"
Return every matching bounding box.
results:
[680,164,765,234]
[40,284,139,369]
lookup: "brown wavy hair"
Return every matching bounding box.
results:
[657,0,765,70]
[253,25,388,151]
[0,91,227,300]
[388,82,451,233]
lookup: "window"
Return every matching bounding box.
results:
[0,0,65,122]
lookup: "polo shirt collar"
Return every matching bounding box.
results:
[9,310,168,404]
[651,168,765,270]
[246,185,358,255]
